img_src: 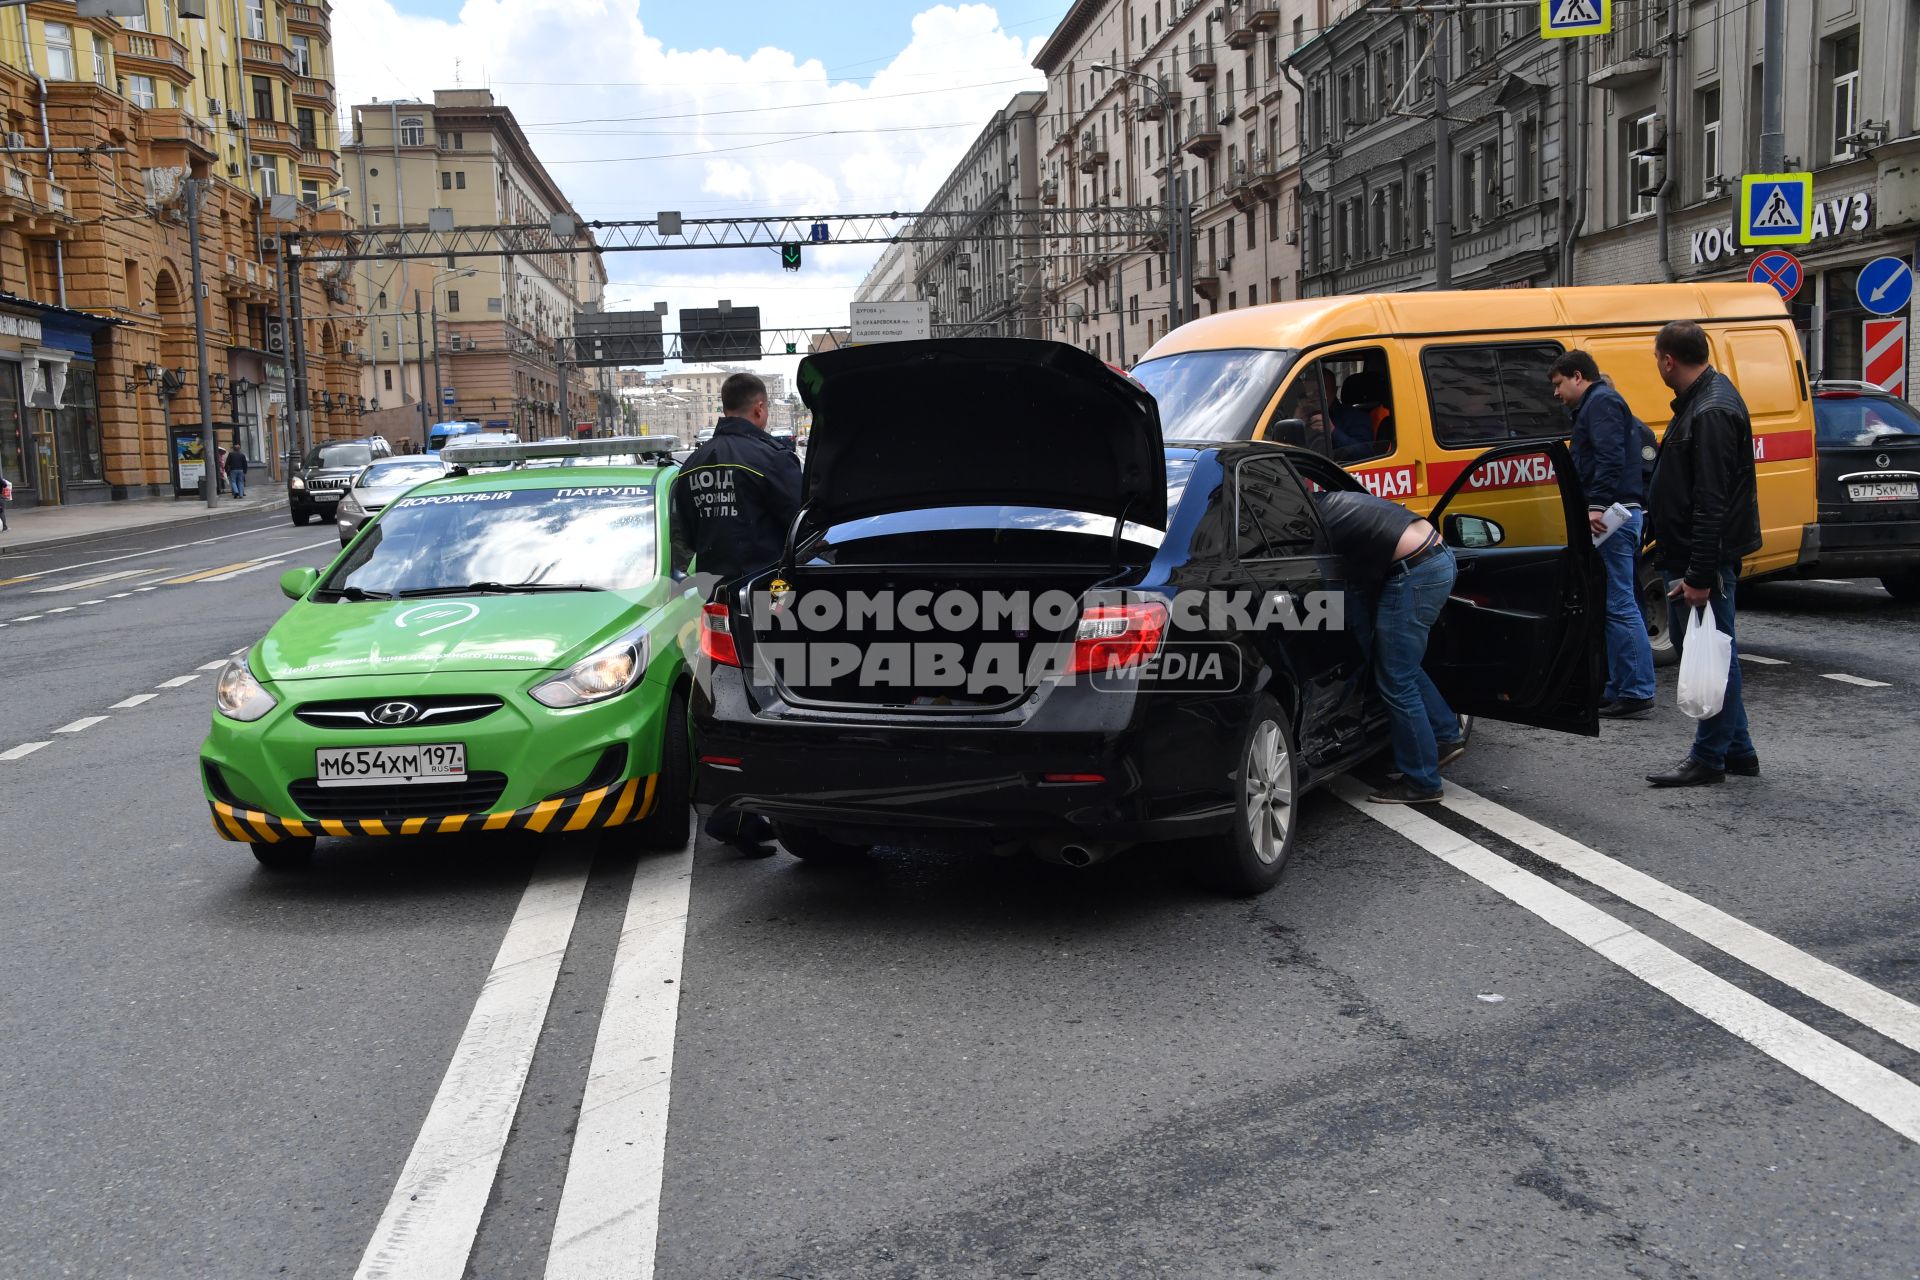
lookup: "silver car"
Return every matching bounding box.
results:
[335,455,452,544]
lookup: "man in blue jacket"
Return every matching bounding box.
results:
[1551,349,1657,718]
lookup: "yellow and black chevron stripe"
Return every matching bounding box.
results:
[209,775,658,844]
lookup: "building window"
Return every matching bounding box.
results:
[246,0,265,37]
[1828,30,1861,160]
[1458,148,1481,225]
[126,75,156,109]
[301,180,319,206]
[399,116,425,147]
[92,34,108,86]
[1413,169,1432,244]
[44,24,75,80]
[446,290,460,313]
[371,202,381,224]
[454,171,465,190]
[1697,84,1721,201]
[252,75,274,121]
[384,368,393,390]
[253,159,278,196]
[1625,110,1659,219]
[296,108,317,150]
[1516,117,1539,205]
[291,35,311,76]
[452,132,464,150]
[441,171,451,190]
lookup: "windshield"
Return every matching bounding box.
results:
[1815,394,1920,445]
[318,485,660,596]
[357,459,447,489]
[817,458,1195,552]
[306,443,374,470]
[1131,348,1297,442]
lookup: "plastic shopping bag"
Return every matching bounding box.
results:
[1677,605,1732,720]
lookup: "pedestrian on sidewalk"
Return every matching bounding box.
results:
[1,469,11,531]
[1645,320,1763,788]
[225,442,250,499]
[1550,349,1657,718]
[1315,488,1465,804]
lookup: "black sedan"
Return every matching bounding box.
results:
[691,339,1602,895]
[1805,381,1920,600]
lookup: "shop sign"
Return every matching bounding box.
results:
[0,313,44,342]
[1689,192,1873,266]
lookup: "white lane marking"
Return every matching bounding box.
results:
[1739,654,1788,665]
[1822,673,1892,688]
[156,675,200,688]
[0,519,281,584]
[0,741,50,761]
[111,694,158,709]
[44,606,74,614]
[31,568,149,593]
[1812,578,1852,585]
[106,592,132,599]
[77,599,105,606]
[198,659,230,671]
[1337,780,1920,1146]
[11,614,43,622]
[546,843,695,1280]
[55,716,108,734]
[1443,784,1920,1055]
[134,586,156,592]
[355,851,592,1280]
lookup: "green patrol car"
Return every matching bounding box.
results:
[200,437,701,868]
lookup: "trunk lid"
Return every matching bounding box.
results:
[796,338,1167,532]
[1813,391,1920,523]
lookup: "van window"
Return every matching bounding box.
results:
[1264,347,1397,465]
[1236,457,1320,558]
[1131,348,1298,441]
[1422,342,1565,449]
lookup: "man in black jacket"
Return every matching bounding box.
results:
[672,372,803,850]
[1645,320,1763,787]
[1551,349,1655,717]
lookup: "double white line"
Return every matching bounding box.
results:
[1339,780,1920,1144]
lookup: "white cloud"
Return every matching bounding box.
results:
[330,0,1047,379]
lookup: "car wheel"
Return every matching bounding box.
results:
[1198,694,1299,896]
[1641,568,1679,667]
[1882,571,1920,603]
[633,686,692,850]
[774,822,870,863]
[290,507,309,527]
[251,837,315,870]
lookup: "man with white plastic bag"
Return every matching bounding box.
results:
[1644,321,1762,787]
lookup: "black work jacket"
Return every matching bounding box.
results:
[670,418,803,582]
[1647,367,1763,589]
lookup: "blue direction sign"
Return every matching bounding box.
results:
[442,387,456,406]
[1541,0,1611,38]
[1856,255,1913,315]
[1748,250,1803,302]
[1739,173,1813,246]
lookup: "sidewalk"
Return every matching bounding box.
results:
[1,491,289,556]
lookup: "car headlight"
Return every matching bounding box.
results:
[290,475,306,490]
[338,492,364,519]
[215,655,277,722]
[530,631,650,708]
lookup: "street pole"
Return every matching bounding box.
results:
[430,293,445,417]
[558,342,571,439]
[287,243,313,458]
[1432,14,1453,290]
[413,290,429,439]
[184,179,217,509]
[1165,84,1180,329]
[273,233,294,478]
[1179,170,1195,322]
[1758,0,1785,172]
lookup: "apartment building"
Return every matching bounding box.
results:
[344,89,606,440]
[0,0,360,507]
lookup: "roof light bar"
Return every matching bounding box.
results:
[439,435,681,465]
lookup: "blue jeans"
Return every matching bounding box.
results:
[1598,510,1655,701]
[229,469,246,498]
[1666,562,1756,769]
[1364,546,1460,792]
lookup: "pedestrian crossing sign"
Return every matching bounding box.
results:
[1739,173,1814,245]
[1540,0,1611,38]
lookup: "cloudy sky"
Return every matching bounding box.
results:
[331,0,1070,383]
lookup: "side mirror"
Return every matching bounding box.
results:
[1265,417,1309,446]
[280,566,320,600]
[1443,514,1506,549]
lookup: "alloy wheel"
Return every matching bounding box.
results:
[1243,720,1293,865]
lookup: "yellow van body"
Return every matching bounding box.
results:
[1138,283,1818,580]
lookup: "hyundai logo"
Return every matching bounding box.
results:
[370,701,422,726]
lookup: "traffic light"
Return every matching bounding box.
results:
[780,242,803,271]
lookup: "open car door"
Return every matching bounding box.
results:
[1423,440,1604,736]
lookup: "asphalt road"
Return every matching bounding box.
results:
[2,518,1916,1279]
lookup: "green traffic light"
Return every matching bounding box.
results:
[781,242,802,270]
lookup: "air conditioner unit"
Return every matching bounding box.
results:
[250,156,270,170]
[228,111,244,129]
[207,98,221,116]
[1215,254,1233,271]
[1252,146,1268,168]
[1284,230,1298,244]
[226,162,240,176]
[1217,108,1234,125]
[1233,159,1249,183]
[1081,130,1097,151]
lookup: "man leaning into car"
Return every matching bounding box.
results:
[672,371,804,852]
[1316,489,1466,804]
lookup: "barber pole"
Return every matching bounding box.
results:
[1863,318,1907,398]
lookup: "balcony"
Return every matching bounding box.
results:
[1077,133,1109,173]
[144,106,217,154]
[1137,97,1166,122]
[1588,7,1664,89]
[114,30,191,80]
[299,149,340,182]
[293,76,335,111]
[1187,44,1217,82]
[1181,114,1221,157]
[1192,262,1221,300]
[1247,0,1281,30]
[248,118,303,155]
[1225,9,1256,50]
[1040,178,1059,205]
[286,2,330,36]
[242,39,300,77]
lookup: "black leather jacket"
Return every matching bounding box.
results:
[670,418,803,582]
[1647,367,1763,590]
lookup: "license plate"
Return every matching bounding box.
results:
[1847,481,1919,502]
[315,743,466,787]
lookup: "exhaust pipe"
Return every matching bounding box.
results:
[1033,837,1121,868]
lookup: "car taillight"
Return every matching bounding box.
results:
[699,602,739,666]
[1069,602,1167,675]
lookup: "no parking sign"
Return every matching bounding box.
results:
[1746,250,1802,302]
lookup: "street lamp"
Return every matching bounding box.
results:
[429,267,479,417]
[1090,61,1183,329]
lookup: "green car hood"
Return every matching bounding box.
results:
[259,590,653,681]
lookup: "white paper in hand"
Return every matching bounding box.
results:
[1591,502,1632,546]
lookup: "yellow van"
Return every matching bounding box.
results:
[1132,283,1819,659]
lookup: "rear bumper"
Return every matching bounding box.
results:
[1795,515,1920,576]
